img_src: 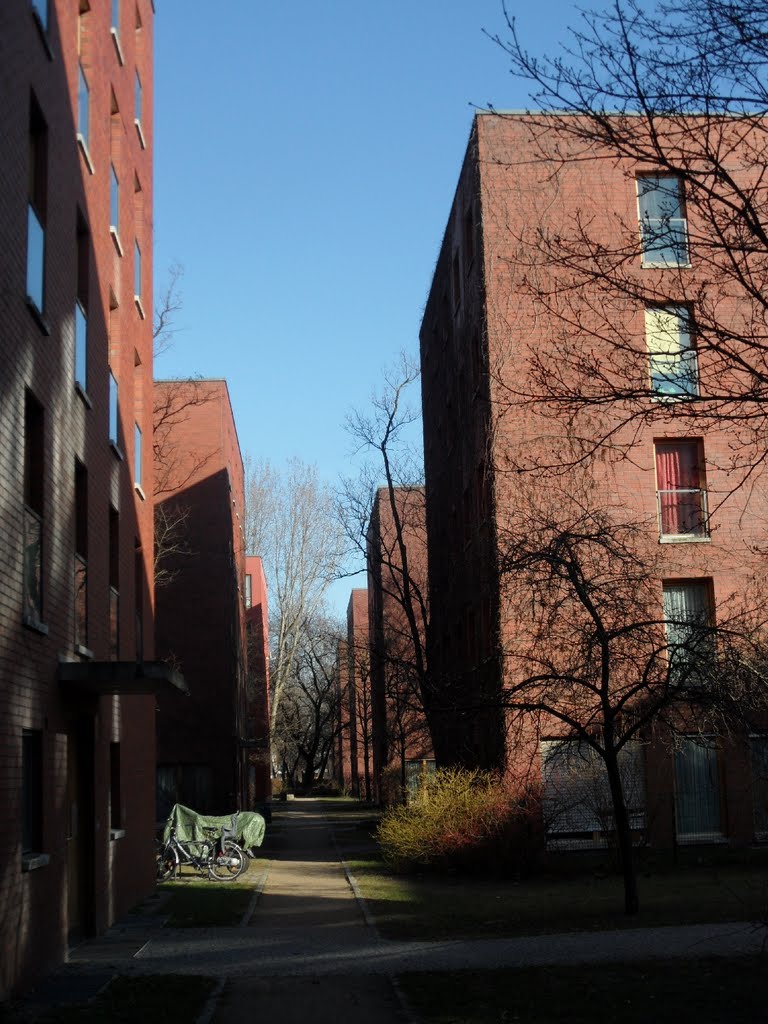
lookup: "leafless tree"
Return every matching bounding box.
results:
[272,617,345,792]
[245,456,345,735]
[482,0,768,491]
[496,485,768,914]
[341,354,435,787]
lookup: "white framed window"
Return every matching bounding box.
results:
[134,422,142,490]
[662,580,713,685]
[109,370,119,449]
[646,305,698,398]
[637,175,689,267]
[540,739,645,849]
[78,63,90,152]
[655,440,708,539]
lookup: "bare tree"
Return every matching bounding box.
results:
[341,355,435,788]
[482,0,768,490]
[497,486,768,914]
[272,617,345,793]
[244,457,345,735]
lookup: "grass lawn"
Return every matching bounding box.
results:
[159,860,268,927]
[399,957,768,1023]
[5,976,217,1024]
[345,855,768,940]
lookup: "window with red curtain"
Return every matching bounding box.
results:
[655,441,707,537]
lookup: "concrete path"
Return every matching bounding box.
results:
[13,799,767,1022]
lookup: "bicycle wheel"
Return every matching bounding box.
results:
[208,840,247,880]
[156,841,178,881]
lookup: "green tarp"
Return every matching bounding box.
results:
[163,803,266,851]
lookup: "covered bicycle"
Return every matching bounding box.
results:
[156,803,266,881]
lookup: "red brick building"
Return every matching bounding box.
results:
[337,590,375,800]
[244,555,272,814]
[420,113,768,851]
[153,379,253,819]
[0,0,177,997]
[366,487,433,803]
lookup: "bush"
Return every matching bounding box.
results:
[377,767,539,875]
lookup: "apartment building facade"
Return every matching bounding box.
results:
[338,590,375,800]
[0,0,176,996]
[419,113,768,851]
[154,379,251,820]
[244,554,272,814]
[366,487,433,804]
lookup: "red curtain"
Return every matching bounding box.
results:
[656,442,702,535]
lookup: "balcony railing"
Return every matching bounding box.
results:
[657,488,708,538]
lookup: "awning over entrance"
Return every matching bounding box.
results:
[58,660,188,696]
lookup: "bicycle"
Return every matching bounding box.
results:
[155,817,247,881]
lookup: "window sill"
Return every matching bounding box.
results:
[134,483,146,501]
[134,295,146,320]
[641,261,692,270]
[109,440,124,461]
[675,834,728,845]
[75,643,93,659]
[26,297,51,336]
[110,828,126,841]
[22,852,50,872]
[659,534,711,544]
[23,615,49,636]
[135,118,146,150]
[75,381,93,409]
[110,27,125,65]
[110,227,124,257]
[77,134,94,175]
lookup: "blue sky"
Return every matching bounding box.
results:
[151,0,589,607]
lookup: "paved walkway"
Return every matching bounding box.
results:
[13,799,767,1022]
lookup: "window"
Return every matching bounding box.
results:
[109,370,119,449]
[134,541,144,661]
[646,305,698,398]
[244,574,252,609]
[134,423,142,490]
[637,175,689,267]
[540,740,645,849]
[110,163,120,237]
[27,96,48,314]
[134,70,145,147]
[77,64,90,154]
[655,440,707,539]
[674,737,723,842]
[24,392,44,628]
[134,241,144,316]
[750,737,768,841]
[74,461,88,650]
[111,0,124,62]
[75,214,89,392]
[662,580,713,685]
[109,507,119,659]
[22,730,43,853]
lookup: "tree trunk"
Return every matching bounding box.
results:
[603,747,639,915]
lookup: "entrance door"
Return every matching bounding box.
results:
[66,723,94,940]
